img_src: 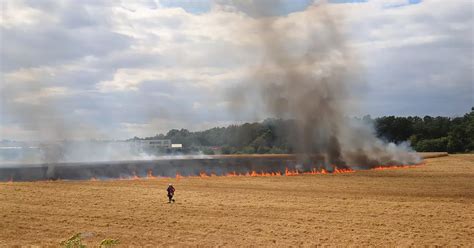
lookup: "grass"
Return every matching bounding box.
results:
[0,154,472,246]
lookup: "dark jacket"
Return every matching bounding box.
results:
[167,186,175,195]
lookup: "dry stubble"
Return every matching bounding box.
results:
[0,154,473,247]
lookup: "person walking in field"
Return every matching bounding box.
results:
[167,183,175,203]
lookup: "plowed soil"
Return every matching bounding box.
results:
[1,154,473,247]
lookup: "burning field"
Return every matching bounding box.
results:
[0,153,421,182]
[0,153,472,246]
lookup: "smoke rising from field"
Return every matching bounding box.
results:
[0,0,420,176]
[229,1,420,167]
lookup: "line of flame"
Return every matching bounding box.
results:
[2,164,424,183]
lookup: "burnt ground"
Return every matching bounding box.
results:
[0,154,472,247]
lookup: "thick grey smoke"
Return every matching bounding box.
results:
[0,0,420,177]
[229,1,420,168]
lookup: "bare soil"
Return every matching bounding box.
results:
[0,154,472,247]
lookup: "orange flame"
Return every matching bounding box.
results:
[147,170,157,179]
[226,171,238,177]
[132,171,140,180]
[373,164,417,170]
[285,168,300,176]
[74,162,422,182]
[333,167,355,174]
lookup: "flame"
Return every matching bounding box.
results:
[373,165,417,170]
[333,167,355,174]
[285,168,300,176]
[147,170,157,179]
[49,162,423,183]
[224,170,284,177]
[304,168,328,175]
[227,171,238,177]
[132,171,140,180]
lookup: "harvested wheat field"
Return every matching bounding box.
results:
[1,154,473,247]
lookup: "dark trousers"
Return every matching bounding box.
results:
[168,194,174,202]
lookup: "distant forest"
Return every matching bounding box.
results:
[131,108,474,154]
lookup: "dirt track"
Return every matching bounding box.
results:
[0,154,473,247]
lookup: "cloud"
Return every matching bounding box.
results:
[342,0,473,116]
[1,1,131,72]
[0,0,472,141]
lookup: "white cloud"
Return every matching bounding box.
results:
[0,0,472,140]
[0,1,57,28]
[96,66,248,92]
[13,87,71,105]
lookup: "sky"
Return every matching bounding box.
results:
[0,0,473,141]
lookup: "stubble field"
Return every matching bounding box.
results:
[0,154,473,247]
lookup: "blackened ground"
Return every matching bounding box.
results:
[0,153,470,247]
[0,153,442,182]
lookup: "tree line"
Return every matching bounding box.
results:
[131,108,474,154]
[374,108,473,153]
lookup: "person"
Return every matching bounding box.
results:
[167,183,175,203]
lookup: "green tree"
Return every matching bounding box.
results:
[415,137,448,152]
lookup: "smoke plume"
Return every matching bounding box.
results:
[229,1,420,168]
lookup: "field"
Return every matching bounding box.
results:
[1,154,473,247]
